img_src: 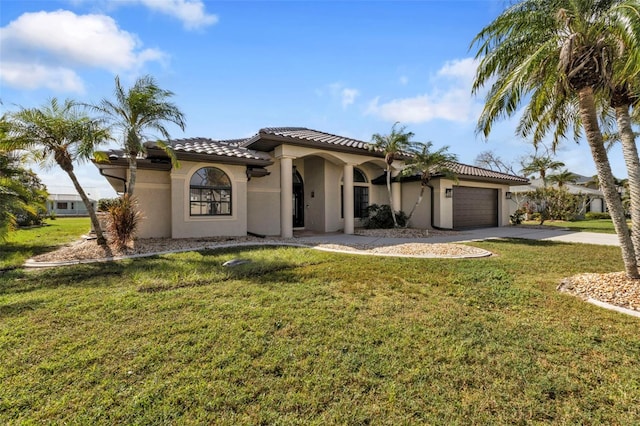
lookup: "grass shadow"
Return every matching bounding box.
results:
[0,263,127,296]
[0,298,45,318]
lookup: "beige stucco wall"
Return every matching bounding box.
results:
[430,179,453,229]
[303,156,326,232]
[324,161,343,232]
[170,161,248,238]
[401,182,431,229]
[247,160,281,236]
[135,169,172,238]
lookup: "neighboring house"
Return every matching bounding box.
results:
[47,194,96,217]
[509,178,605,216]
[94,127,528,239]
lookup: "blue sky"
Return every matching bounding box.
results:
[0,0,628,199]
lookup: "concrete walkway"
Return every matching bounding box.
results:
[296,226,620,247]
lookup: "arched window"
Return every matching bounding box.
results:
[341,168,370,218]
[190,167,231,216]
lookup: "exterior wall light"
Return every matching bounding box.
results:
[505,191,512,199]
[445,188,453,198]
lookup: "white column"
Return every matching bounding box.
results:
[343,164,354,234]
[280,156,293,238]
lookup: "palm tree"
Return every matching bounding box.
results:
[370,122,416,227]
[2,98,110,245]
[401,142,458,224]
[0,150,34,241]
[611,80,640,259]
[472,0,640,278]
[548,169,579,188]
[93,75,186,196]
[521,155,565,186]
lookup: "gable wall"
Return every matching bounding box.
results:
[135,169,172,238]
[170,161,248,238]
[401,182,431,229]
[247,160,281,236]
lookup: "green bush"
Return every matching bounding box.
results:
[362,204,407,229]
[98,198,119,212]
[585,212,611,220]
[524,187,587,224]
[510,208,525,225]
[106,195,141,249]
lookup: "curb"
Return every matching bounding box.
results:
[23,242,309,268]
[587,298,640,318]
[23,241,491,268]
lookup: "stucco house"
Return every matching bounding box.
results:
[508,177,606,217]
[94,127,528,239]
[47,194,96,217]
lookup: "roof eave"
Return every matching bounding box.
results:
[244,133,385,158]
[147,147,273,167]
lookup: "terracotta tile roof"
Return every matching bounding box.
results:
[263,127,369,148]
[168,137,272,162]
[118,129,528,185]
[446,163,529,183]
[242,127,378,154]
[373,162,528,185]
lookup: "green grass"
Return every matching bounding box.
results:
[0,217,91,270]
[1,227,640,424]
[524,218,625,234]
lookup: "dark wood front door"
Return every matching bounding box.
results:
[293,170,304,228]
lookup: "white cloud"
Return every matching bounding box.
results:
[366,57,482,124]
[0,63,85,93]
[437,57,478,81]
[341,88,359,108]
[0,10,166,92]
[324,83,359,109]
[133,0,218,30]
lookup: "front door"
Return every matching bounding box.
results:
[293,170,304,228]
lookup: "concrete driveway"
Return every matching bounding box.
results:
[296,226,620,247]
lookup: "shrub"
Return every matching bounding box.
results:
[523,187,587,224]
[98,198,119,212]
[106,195,141,249]
[510,208,525,225]
[585,212,611,220]
[361,204,407,229]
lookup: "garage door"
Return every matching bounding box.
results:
[453,187,498,229]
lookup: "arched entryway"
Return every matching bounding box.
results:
[293,169,304,228]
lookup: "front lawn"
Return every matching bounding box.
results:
[524,218,625,234]
[1,229,639,424]
[0,217,91,270]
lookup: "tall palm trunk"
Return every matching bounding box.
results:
[127,155,138,196]
[578,87,638,278]
[66,168,107,246]
[386,166,398,227]
[405,183,426,224]
[614,104,640,261]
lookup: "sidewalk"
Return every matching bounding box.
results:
[295,227,620,247]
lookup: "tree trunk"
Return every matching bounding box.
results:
[386,166,398,227]
[66,168,107,246]
[614,104,640,261]
[578,87,638,278]
[127,155,137,196]
[405,184,426,224]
